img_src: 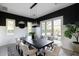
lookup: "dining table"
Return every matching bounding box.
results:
[24,37,54,56]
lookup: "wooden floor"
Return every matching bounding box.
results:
[0,44,79,56]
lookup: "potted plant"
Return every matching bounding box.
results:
[64,24,79,52]
[64,24,79,44]
[29,32,35,39]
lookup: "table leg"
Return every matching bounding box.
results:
[36,48,46,56]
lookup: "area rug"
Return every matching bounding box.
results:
[7,44,20,56]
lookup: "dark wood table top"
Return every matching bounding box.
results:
[25,37,54,49]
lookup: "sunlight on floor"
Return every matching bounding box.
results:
[54,40,62,47]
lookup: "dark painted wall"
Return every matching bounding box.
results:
[0,11,35,26]
[76,4,79,22]
[36,3,78,25]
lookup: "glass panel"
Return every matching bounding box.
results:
[53,19,61,40]
[41,22,46,36]
[46,20,52,36]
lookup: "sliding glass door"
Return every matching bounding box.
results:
[41,20,52,37]
[53,19,62,40]
[40,16,63,40]
[46,20,52,36]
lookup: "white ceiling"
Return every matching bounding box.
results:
[0,3,74,19]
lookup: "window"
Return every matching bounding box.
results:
[53,19,61,39]
[27,22,32,34]
[41,20,52,36]
[41,21,46,36]
[6,19,15,33]
[41,17,62,39]
[46,20,52,36]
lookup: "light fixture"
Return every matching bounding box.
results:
[18,21,25,28]
[30,3,37,9]
[18,21,25,24]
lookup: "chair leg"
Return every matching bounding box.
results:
[36,49,46,56]
[20,49,23,56]
[18,48,20,55]
[17,46,21,55]
[44,52,45,56]
[36,52,38,56]
[27,55,29,56]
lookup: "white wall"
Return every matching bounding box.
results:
[35,27,41,38]
[0,26,27,46]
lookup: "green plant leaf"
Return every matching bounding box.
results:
[64,24,79,42]
[64,30,72,39]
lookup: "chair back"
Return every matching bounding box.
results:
[20,42,29,56]
[16,38,21,45]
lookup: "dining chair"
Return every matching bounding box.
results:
[16,38,23,55]
[36,48,45,56]
[45,44,60,56]
[19,41,37,56]
[16,38,21,49]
